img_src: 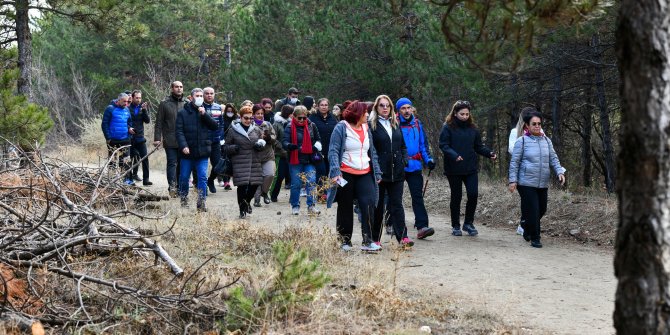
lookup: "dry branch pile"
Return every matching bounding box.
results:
[0,148,236,333]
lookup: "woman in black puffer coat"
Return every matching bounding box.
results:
[439,100,497,237]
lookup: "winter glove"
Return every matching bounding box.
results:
[427,160,436,170]
[314,141,322,152]
[257,139,266,147]
[287,143,299,151]
[219,139,225,146]
[254,139,266,151]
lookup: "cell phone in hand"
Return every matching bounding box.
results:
[336,178,348,187]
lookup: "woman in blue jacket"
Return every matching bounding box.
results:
[508,109,566,248]
[439,100,497,237]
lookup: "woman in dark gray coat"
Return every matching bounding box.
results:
[508,109,566,248]
[224,106,265,218]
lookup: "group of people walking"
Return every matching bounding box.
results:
[102,84,566,251]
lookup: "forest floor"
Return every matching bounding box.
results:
[137,166,615,334]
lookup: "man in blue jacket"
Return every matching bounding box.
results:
[203,87,225,193]
[101,92,135,185]
[176,88,219,212]
[396,98,436,239]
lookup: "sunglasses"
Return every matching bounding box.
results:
[296,116,307,120]
[455,100,471,108]
[378,104,390,108]
[530,122,542,126]
[242,116,253,120]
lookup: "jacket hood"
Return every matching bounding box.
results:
[274,112,287,123]
[231,120,257,139]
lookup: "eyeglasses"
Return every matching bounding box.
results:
[296,116,307,120]
[530,122,542,126]
[242,116,253,120]
[378,104,390,108]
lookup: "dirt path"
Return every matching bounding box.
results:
[143,168,615,335]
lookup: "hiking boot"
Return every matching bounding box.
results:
[207,179,217,193]
[531,239,543,248]
[143,180,153,186]
[385,225,394,235]
[361,242,382,252]
[253,199,262,207]
[169,189,178,198]
[197,205,207,213]
[463,224,478,236]
[308,205,320,215]
[516,224,524,235]
[263,193,271,204]
[452,227,463,236]
[224,182,232,191]
[292,207,300,215]
[417,227,435,240]
[132,174,142,182]
[341,242,353,252]
[401,237,414,247]
[180,198,188,208]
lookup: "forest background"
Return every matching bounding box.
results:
[1,0,618,194]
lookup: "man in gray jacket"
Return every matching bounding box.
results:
[154,81,189,196]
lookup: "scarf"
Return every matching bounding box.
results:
[290,119,313,165]
[254,117,264,126]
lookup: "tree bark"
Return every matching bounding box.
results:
[593,33,616,193]
[582,67,593,188]
[15,0,32,100]
[551,65,563,156]
[614,1,670,333]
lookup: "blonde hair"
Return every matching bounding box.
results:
[369,95,398,130]
[293,105,308,116]
[240,100,253,108]
[515,113,525,138]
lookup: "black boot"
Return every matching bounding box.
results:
[207,176,217,193]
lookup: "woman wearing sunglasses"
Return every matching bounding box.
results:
[282,105,322,215]
[224,105,265,218]
[439,100,497,237]
[508,109,566,248]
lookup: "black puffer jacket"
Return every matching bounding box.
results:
[175,102,219,159]
[439,119,493,175]
[369,119,408,182]
[309,112,338,154]
[129,103,150,143]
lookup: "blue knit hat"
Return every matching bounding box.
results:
[395,97,412,111]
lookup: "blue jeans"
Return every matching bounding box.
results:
[289,163,316,208]
[179,157,208,201]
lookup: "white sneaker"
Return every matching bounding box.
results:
[341,243,353,252]
[308,205,320,215]
[292,207,300,215]
[300,189,307,197]
[516,225,524,235]
[218,181,225,187]
[361,242,382,252]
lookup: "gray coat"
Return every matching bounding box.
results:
[508,135,566,188]
[224,121,263,186]
[326,121,382,208]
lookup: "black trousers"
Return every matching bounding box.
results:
[270,157,289,200]
[517,185,548,241]
[372,180,406,242]
[107,139,131,179]
[446,173,479,228]
[405,171,429,229]
[237,183,259,212]
[336,172,376,245]
[131,140,150,181]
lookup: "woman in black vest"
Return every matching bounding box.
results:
[369,95,413,247]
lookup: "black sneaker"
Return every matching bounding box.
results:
[523,232,531,242]
[239,209,247,219]
[531,240,543,248]
[262,193,271,204]
[463,224,478,236]
[452,227,463,236]
[143,180,153,186]
[207,180,217,193]
[271,197,278,203]
[253,200,262,207]
[132,174,142,182]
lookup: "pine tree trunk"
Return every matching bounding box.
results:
[15,0,32,100]
[615,1,670,333]
[593,33,615,193]
[551,66,563,156]
[582,67,593,188]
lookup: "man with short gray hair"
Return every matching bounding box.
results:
[101,92,135,185]
[175,88,219,212]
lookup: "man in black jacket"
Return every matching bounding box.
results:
[129,90,152,186]
[176,88,219,212]
[154,81,188,196]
